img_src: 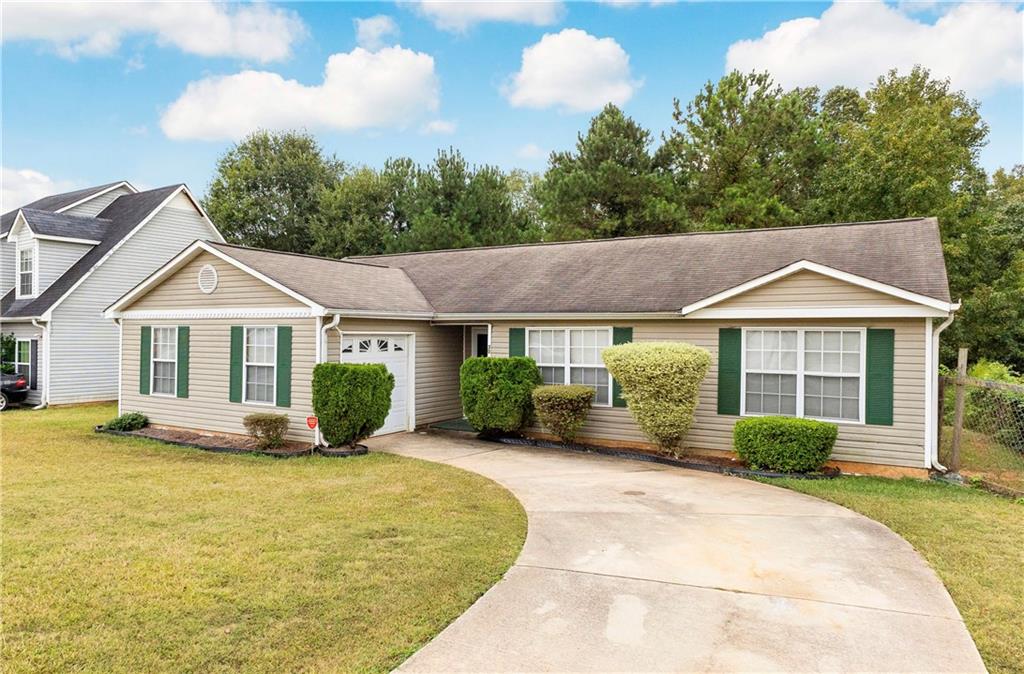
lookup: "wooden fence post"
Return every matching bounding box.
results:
[950,347,968,473]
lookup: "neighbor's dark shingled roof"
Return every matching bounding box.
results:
[1,181,127,236]
[2,185,183,318]
[18,209,112,241]
[208,242,435,314]
[354,218,951,313]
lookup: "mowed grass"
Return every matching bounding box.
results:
[1,404,526,673]
[767,476,1023,674]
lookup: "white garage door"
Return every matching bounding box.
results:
[340,334,411,435]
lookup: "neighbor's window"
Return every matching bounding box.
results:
[244,326,276,404]
[743,328,863,423]
[151,327,177,396]
[528,328,612,405]
[18,247,34,296]
[14,339,30,381]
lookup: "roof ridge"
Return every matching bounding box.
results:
[211,241,392,268]
[351,217,935,260]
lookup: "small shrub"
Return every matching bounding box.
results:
[532,384,594,443]
[601,342,711,455]
[460,357,541,435]
[733,416,838,473]
[312,363,394,447]
[243,412,290,450]
[103,412,148,432]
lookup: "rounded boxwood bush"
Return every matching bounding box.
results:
[460,357,541,435]
[733,416,838,473]
[532,384,594,443]
[102,411,149,432]
[601,342,711,456]
[243,412,290,450]
[312,363,394,448]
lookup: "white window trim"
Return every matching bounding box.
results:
[150,326,178,398]
[15,240,38,299]
[242,325,277,407]
[739,327,867,425]
[525,327,614,408]
[14,339,31,383]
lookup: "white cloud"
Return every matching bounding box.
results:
[1,168,78,212]
[415,1,564,32]
[355,15,399,51]
[516,143,547,160]
[1,1,306,62]
[503,29,639,113]
[725,1,1023,95]
[420,119,457,135]
[160,47,440,141]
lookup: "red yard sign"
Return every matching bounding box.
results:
[306,416,318,429]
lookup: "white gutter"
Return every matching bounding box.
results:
[929,309,958,471]
[314,314,341,447]
[30,318,48,409]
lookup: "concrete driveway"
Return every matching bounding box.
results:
[367,431,984,673]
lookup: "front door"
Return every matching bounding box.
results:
[340,334,411,435]
[471,327,489,358]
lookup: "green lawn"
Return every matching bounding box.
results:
[2,404,526,673]
[767,476,1023,674]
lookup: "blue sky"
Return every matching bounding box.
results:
[2,1,1021,208]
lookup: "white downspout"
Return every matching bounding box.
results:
[115,318,123,416]
[30,318,48,409]
[315,314,340,447]
[929,310,957,471]
[487,322,492,353]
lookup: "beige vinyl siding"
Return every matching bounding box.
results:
[37,239,91,294]
[490,317,927,468]
[62,185,135,218]
[128,250,305,310]
[713,270,919,309]
[326,318,463,426]
[121,318,317,442]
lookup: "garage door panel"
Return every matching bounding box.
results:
[340,334,411,435]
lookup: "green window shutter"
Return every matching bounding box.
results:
[611,327,632,407]
[229,326,243,403]
[717,328,742,415]
[139,326,151,395]
[509,328,525,357]
[865,328,895,425]
[276,326,292,408]
[176,326,190,398]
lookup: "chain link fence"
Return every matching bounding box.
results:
[939,364,1024,496]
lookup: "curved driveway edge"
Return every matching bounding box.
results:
[368,431,985,673]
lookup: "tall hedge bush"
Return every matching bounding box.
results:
[602,342,711,455]
[733,416,837,473]
[312,363,394,447]
[532,384,594,443]
[460,357,541,435]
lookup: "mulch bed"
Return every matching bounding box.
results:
[95,425,367,458]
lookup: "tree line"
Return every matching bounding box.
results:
[203,67,1023,370]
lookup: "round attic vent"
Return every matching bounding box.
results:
[198,264,218,294]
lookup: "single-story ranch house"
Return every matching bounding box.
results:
[105,217,957,475]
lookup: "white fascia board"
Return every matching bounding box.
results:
[54,181,137,213]
[684,306,951,319]
[118,307,317,320]
[328,308,435,320]
[679,260,955,315]
[34,234,101,245]
[177,184,226,243]
[431,311,679,323]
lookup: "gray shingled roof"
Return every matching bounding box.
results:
[356,218,951,313]
[208,243,434,314]
[1,181,128,236]
[2,185,183,319]
[18,209,112,241]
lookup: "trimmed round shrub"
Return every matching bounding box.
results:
[460,357,541,435]
[602,342,711,455]
[102,411,148,432]
[733,416,838,473]
[313,363,394,448]
[243,412,289,450]
[532,384,594,443]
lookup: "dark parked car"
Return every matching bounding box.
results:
[1,372,30,411]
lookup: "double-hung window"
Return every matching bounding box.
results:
[18,246,35,297]
[528,328,612,405]
[151,327,177,396]
[743,328,864,423]
[244,327,276,404]
[14,339,30,382]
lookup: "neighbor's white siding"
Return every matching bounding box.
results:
[37,239,92,294]
[47,204,220,404]
[62,185,135,218]
[0,238,14,294]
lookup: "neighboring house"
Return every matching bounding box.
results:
[0,182,224,406]
[105,218,957,474]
